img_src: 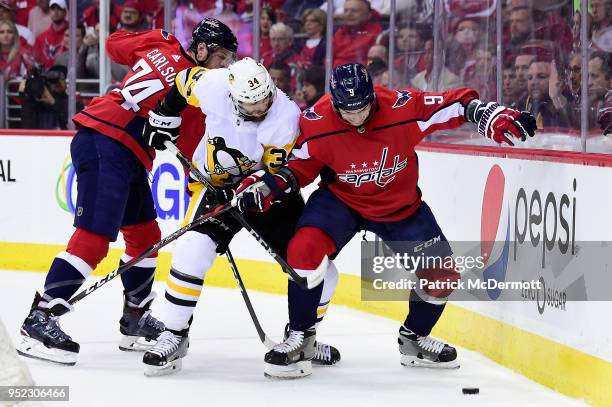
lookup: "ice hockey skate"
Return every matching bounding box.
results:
[398,325,459,369]
[283,324,340,366]
[265,327,316,379]
[17,293,80,365]
[119,293,165,352]
[142,329,189,377]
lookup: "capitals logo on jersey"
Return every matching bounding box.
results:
[337,147,408,187]
[303,107,323,121]
[392,90,412,108]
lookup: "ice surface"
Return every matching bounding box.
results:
[0,270,585,407]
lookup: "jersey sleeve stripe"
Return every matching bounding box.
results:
[416,102,465,132]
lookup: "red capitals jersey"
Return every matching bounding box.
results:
[289,85,479,222]
[73,29,204,169]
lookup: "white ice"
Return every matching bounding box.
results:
[0,270,585,407]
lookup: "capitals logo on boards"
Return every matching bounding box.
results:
[337,147,407,187]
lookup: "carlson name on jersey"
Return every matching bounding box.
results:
[73,30,204,170]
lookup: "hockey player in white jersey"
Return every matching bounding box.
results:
[141,57,340,376]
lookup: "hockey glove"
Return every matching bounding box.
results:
[203,185,235,206]
[234,168,298,212]
[144,104,181,151]
[467,100,537,146]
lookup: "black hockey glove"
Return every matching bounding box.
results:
[203,185,235,207]
[144,103,181,151]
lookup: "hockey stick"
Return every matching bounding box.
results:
[67,202,234,307]
[164,141,326,290]
[225,248,277,349]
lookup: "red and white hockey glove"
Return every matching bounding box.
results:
[467,100,537,146]
[234,168,298,212]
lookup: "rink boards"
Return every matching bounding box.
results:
[0,131,611,406]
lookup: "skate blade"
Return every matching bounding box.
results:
[400,354,460,369]
[17,335,77,366]
[144,359,182,377]
[119,335,157,352]
[264,360,312,379]
[312,358,340,367]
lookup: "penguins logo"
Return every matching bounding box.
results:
[303,107,323,121]
[392,90,412,108]
[207,137,253,177]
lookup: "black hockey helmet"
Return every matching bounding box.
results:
[189,18,238,57]
[330,63,375,111]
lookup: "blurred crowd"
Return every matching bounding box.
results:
[0,0,609,134]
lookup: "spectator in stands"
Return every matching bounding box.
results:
[83,22,129,82]
[367,44,387,65]
[572,10,594,52]
[298,8,326,68]
[514,52,536,102]
[32,0,67,69]
[0,19,34,80]
[411,39,462,91]
[0,0,34,45]
[366,56,387,84]
[517,58,568,128]
[296,65,325,109]
[19,64,81,129]
[81,0,121,32]
[507,7,531,53]
[54,23,88,78]
[393,24,426,87]
[588,51,611,115]
[447,17,481,83]
[148,0,166,30]
[269,60,292,95]
[258,6,275,66]
[10,0,30,28]
[281,0,324,31]
[502,61,520,107]
[332,0,381,66]
[567,52,581,97]
[467,45,497,101]
[590,0,611,38]
[28,0,50,39]
[267,23,300,69]
[118,0,145,33]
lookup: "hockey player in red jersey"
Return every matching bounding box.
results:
[233,63,537,378]
[17,19,238,366]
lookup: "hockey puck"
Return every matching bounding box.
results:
[462,387,479,395]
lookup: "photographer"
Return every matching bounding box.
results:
[19,64,81,129]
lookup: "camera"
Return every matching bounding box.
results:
[23,64,65,100]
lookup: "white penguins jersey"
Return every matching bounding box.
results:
[175,66,301,187]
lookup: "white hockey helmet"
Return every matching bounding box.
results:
[227,57,276,120]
